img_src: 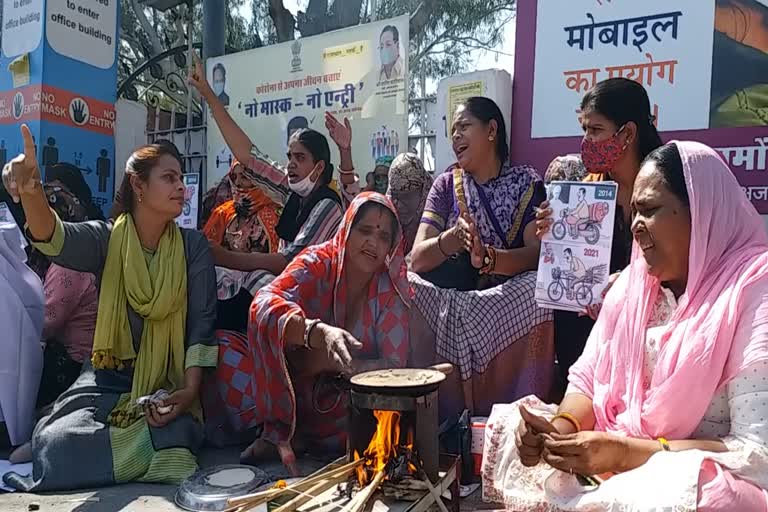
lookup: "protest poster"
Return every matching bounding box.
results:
[175,173,200,229]
[510,0,768,214]
[206,16,409,187]
[536,181,617,313]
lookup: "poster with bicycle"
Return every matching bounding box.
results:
[535,181,617,313]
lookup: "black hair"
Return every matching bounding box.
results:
[381,25,399,43]
[111,143,184,218]
[289,129,334,186]
[351,201,398,249]
[578,187,586,194]
[642,142,690,207]
[46,163,105,221]
[461,96,510,163]
[581,78,663,161]
[213,63,226,80]
[564,248,573,255]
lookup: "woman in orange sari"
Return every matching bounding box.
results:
[203,161,281,331]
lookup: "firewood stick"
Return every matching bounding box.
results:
[419,473,450,512]
[228,459,364,507]
[273,472,350,512]
[348,469,386,512]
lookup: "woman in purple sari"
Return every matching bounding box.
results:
[409,97,554,418]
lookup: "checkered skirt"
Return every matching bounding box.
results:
[409,271,553,381]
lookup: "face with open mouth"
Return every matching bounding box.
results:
[451,105,494,172]
[346,202,397,275]
[631,159,691,288]
[286,139,320,185]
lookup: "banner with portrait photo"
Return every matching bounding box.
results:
[510,0,768,214]
[206,16,409,187]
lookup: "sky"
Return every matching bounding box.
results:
[237,0,517,93]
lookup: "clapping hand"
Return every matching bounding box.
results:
[2,124,41,202]
[456,204,485,268]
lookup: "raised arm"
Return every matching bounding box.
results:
[188,53,253,166]
[3,125,55,242]
[324,112,359,196]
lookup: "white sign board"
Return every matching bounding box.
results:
[206,16,409,187]
[2,0,43,58]
[46,0,118,69]
[531,0,715,138]
[435,69,512,173]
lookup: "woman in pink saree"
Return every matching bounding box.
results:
[482,141,768,511]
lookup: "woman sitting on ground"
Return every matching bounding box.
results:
[8,178,101,464]
[208,193,410,473]
[484,142,768,511]
[408,96,553,418]
[202,160,281,332]
[386,152,433,255]
[3,128,217,491]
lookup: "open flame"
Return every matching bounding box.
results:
[354,410,417,486]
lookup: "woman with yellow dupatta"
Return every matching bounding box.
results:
[1,126,217,491]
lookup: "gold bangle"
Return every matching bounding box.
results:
[551,412,581,433]
[657,437,671,452]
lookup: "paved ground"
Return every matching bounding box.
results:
[0,446,498,511]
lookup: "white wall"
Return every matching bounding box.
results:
[114,99,148,189]
[435,69,513,174]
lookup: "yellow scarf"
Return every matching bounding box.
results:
[91,214,189,428]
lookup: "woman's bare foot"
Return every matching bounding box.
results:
[9,442,32,464]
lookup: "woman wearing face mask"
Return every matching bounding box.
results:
[205,193,410,473]
[536,78,663,391]
[2,127,217,491]
[202,160,281,332]
[408,97,553,418]
[189,53,359,279]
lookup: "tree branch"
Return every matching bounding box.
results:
[130,0,165,55]
[268,0,296,42]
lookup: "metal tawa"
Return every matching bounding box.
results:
[175,464,270,511]
[350,366,449,396]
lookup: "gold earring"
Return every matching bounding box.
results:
[138,194,143,203]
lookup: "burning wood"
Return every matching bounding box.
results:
[353,410,419,488]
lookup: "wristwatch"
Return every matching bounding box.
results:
[303,319,322,350]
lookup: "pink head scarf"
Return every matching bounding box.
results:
[569,141,768,440]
